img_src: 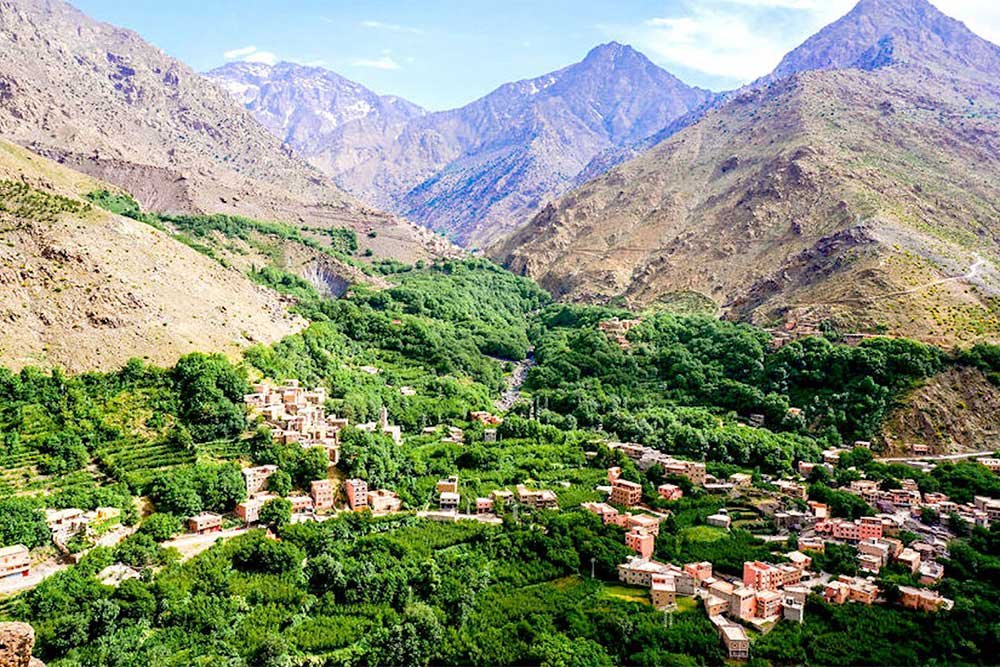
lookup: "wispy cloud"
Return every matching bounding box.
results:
[223,45,259,60]
[360,19,423,34]
[603,0,851,85]
[611,0,1000,87]
[222,45,279,66]
[351,53,402,70]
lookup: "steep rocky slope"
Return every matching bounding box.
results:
[0,139,305,372]
[767,0,1000,85]
[499,0,1000,345]
[881,367,1000,454]
[0,0,449,262]
[211,43,712,247]
[205,62,425,187]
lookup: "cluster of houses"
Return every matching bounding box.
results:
[835,476,998,530]
[44,506,122,543]
[618,541,953,661]
[605,442,707,486]
[1,506,126,580]
[345,478,402,513]
[244,380,346,464]
[424,473,558,520]
[583,468,666,557]
[598,317,642,349]
[617,555,812,659]
[244,379,405,458]
[228,465,336,525]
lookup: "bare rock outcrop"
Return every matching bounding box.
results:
[0,622,44,667]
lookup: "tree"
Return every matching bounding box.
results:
[259,498,292,531]
[171,352,249,441]
[138,513,181,542]
[268,470,292,497]
[0,499,50,549]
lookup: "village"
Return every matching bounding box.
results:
[587,437,996,659]
[1,376,997,662]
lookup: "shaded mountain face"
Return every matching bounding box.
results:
[0,0,449,262]
[498,0,1000,346]
[211,43,712,247]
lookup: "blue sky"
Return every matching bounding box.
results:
[73,0,1000,111]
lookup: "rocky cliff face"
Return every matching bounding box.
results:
[0,0,447,262]
[497,0,1000,345]
[211,43,713,247]
[881,367,1000,455]
[0,622,44,667]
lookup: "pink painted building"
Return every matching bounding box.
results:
[287,495,313,513]
[310,479,333,510]
[476,497,494,515]
[345,479,368,511]
[187,512,222,534]
[681,562,711,582]
[657,483,683,501]
[610,478,643,507]
[625,527,655,559]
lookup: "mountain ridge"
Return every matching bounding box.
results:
[497,0,1000,345]
[210,42,713,247]
[0,0,449,262]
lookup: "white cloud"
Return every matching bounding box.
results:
[244,50,278,66]
[222,45,279,66]
[636,9,795,81]
[223,45,258,59]
[351,52,402,70]
[936,0,1000,45]
[360,20,423,34]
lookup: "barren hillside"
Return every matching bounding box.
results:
[0,0,450,262]
[0,139,306,372]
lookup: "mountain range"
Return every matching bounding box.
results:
[0,0,448,262]
[209,43,714,247]
[499,0,1000,345]
[0,0,998,372]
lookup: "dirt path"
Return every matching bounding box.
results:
[163,527,248,561]
[877,450,995,463]
[790,254,990,307]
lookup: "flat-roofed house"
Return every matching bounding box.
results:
[609,478,643,507]
[439,491,460,512]
[345,479,368,511]
[0,545,30,578]
[368,490,402,513]
[187,512,222,534]
[625,527,655,559]
[310,479,334,510]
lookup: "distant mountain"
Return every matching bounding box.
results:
[206,62,426,182]
[768,0,1000,85]
[0,0,449,262]
[211,43,712,247]
[498,0,1000,346]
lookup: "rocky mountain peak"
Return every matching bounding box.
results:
[769,0,1000,82]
